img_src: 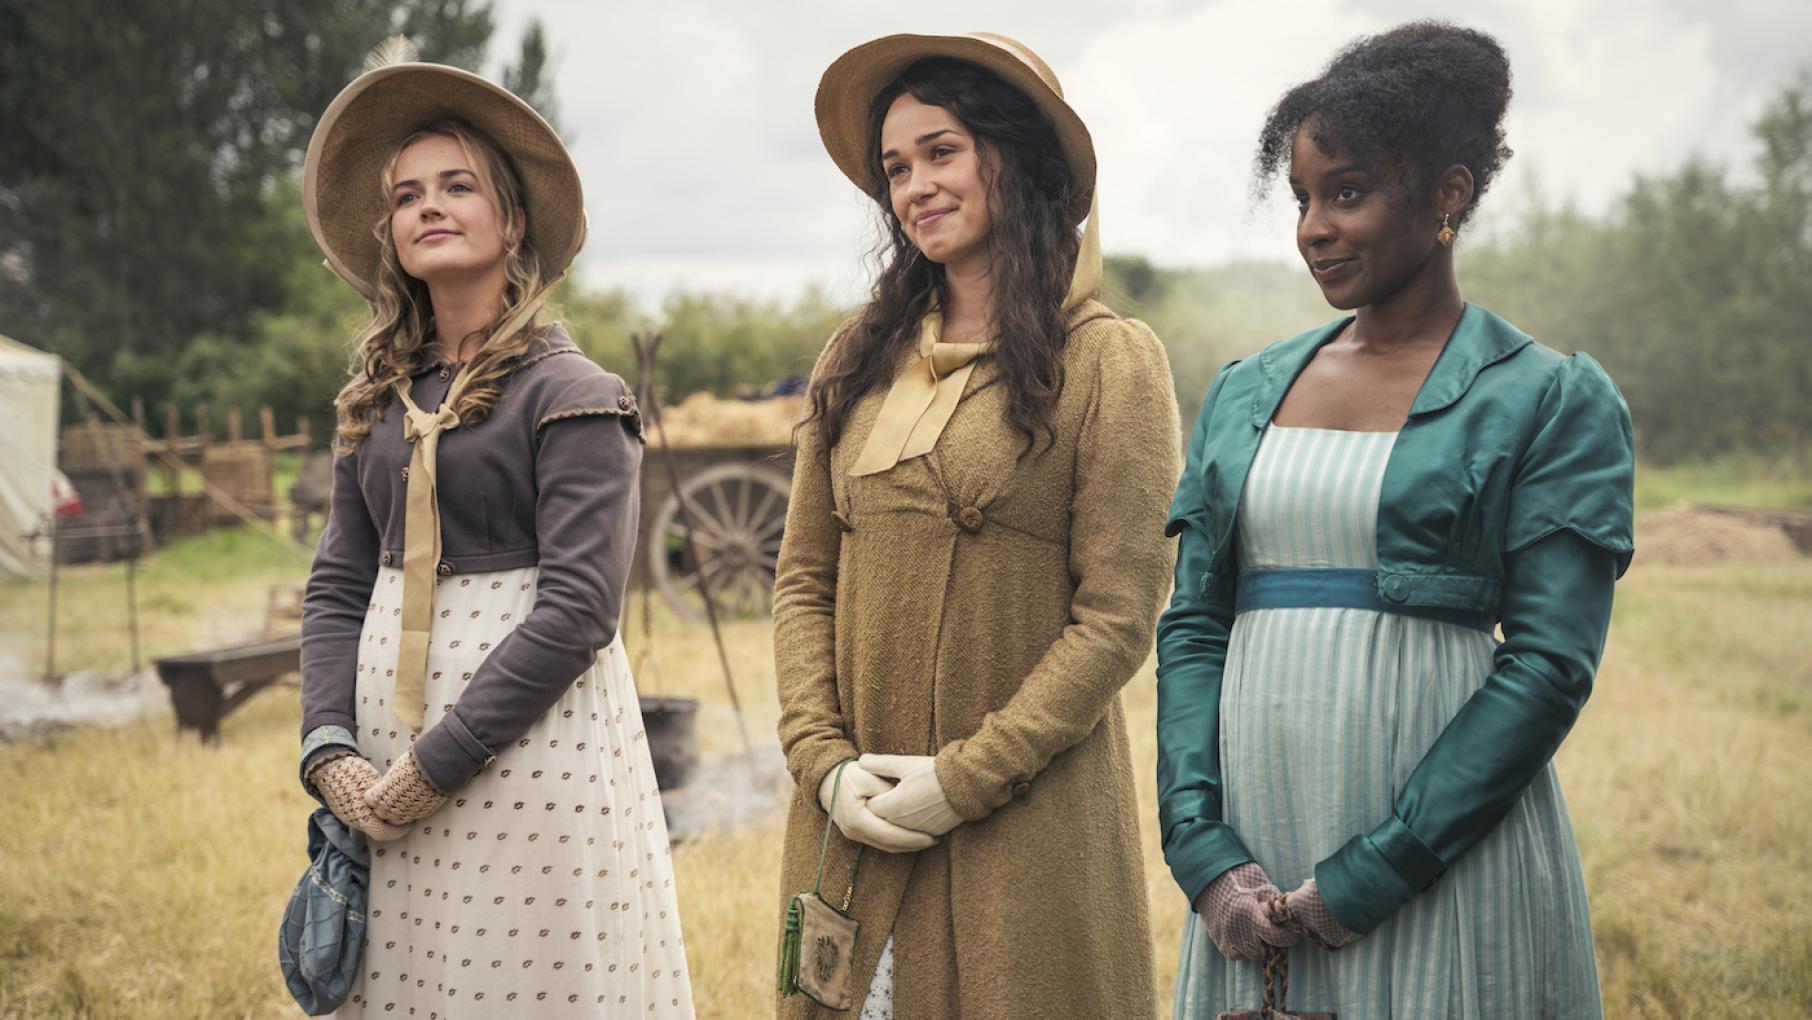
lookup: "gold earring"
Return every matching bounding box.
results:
[1437,213,1456,247]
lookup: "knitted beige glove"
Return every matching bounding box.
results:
[363,747,449,826]
[1274,878,1362,950]
[1194,862,1302,960]
[307,754,410,842]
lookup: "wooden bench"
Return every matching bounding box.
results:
[154,634,302,741]
[155,635,702,797]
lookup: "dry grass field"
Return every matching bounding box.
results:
[1,503,1809,1017]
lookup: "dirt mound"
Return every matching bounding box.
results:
[1635,505,1809,567]
[647,392,805,448]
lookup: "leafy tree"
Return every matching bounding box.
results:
[503,19,564,139]
[0,0,494,426]
[1467,67,1812,461]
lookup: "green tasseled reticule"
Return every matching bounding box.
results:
[778,894,805,996]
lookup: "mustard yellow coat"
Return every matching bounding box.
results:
[774,300,1180,1019]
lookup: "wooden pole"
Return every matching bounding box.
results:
[163,405,181,495]
[227,407,243,445]
[57,363,311,558]
[44,518,59,682]
[260,406,276,450]
[633,330,753,757]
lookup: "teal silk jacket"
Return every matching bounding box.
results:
[1156,303,1635,934]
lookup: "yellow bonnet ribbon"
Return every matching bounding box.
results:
[849,194,1102,477]
[390,367,475,733]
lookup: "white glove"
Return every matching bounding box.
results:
[860,753,962,837]
[817,759,937,854]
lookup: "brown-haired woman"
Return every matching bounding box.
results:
[295,44,695,1018]
[774,33,1179,1019]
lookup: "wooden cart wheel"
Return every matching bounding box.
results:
[649,462,792,622]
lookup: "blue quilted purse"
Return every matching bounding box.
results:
[277,808,370,1015]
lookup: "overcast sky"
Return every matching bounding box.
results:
[482,0,1807,305]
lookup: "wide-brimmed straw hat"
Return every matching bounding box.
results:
[815,32,1096,225]
[303,39,585,300]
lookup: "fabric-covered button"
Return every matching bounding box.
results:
[831,510,853,533]
[381,551,395,566]
[437,561,454,577]
[1383,575,1409,602]
[1011,782,1031,797]
[956,506,985,532]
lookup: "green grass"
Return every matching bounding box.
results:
[0,526,312,678]
[143,449,305,500]
[1635,450,1812,510]
[1,512,1809,1017]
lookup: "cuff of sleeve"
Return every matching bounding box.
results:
[933,740,1014,822]
[1159,789,1219,845]
[298,724,360,801]
[1315,816,1446,934]
[299,712,357,741]
[1162,816,1254,904]
[412,709,497,794]
[791,739,861,808]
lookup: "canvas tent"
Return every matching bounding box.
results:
[0,333,61,578]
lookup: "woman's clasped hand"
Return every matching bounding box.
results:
[1196,866,1363,960]
[817,758,937,853]
[816,754,964,853]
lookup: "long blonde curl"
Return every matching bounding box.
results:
[332,117,555,451]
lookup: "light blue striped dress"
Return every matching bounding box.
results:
[1173,426,1602,1020]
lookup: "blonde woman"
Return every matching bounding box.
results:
[295,43,694,1018]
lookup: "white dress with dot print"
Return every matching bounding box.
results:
[340,566,696,1019]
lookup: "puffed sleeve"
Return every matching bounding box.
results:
[1156,363,1255,903]
[931,319,1181,819]
[300,444,381,738]
[1503,353,1635,575]
[774,324,862,799]
[409,367,643,794]
[1313,354,1634,933]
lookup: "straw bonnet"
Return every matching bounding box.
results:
[303,38,586,300]
[815,32,1096,225]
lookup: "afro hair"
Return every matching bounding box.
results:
[1255,20,1514,226]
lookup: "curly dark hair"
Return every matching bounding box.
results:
[806,57,1084,455]
[1254,21,1514,226]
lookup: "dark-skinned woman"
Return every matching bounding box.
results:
[1159,22,1632,1019]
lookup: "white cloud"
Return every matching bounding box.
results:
[1067,0,1384,266]
[1499,0,1726,208]
[482,0,1786,298]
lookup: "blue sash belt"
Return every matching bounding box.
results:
[1234,568,1496,634]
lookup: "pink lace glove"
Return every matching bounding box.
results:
[1193,862,1302,960]
[1274,878,1362,950]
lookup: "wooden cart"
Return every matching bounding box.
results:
[636,441,796,623]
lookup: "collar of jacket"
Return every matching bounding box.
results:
[1245,302,1532,428]
[410,326,581,379]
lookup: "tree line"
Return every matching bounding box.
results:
[2,3,1805,465]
